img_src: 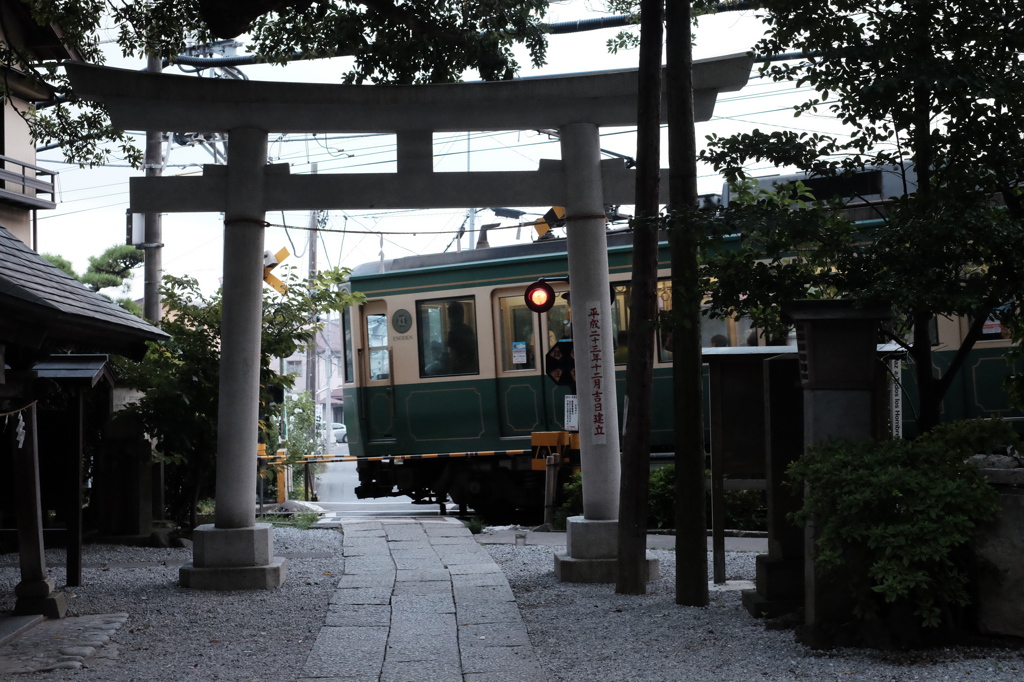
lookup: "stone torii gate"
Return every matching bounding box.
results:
[67,54,751,588]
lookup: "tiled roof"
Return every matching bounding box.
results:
[0,225,167,356]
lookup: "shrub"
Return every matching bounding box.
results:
[787,419,1013,633]
[554,464,766,531]
[553,472,583,530]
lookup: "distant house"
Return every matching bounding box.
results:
[0,0,79,248]
[278,316,349,426]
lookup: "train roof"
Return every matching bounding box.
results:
[349,229,639,280]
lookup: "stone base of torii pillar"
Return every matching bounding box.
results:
[554,517,660,583]
[179,524,286,590]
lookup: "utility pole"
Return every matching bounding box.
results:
[467,132,476,249]
[306,164,320,457]
[668,0,709,607]
[143,54,163,324]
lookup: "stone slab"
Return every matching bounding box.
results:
[0,615,43,647]
[455,601,524,626]
[554,552,661,584]
[336,573,396,589]
[324,604,391,627]
[453,583,516,604]
[392,580,453,596]
[382,660,462,682]
[391,593,456,615]
[459,622,531,648]
[301,626,388,680]
[329,587,392,605]
[179,557,287,590]
[396,569,450,582]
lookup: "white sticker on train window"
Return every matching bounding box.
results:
[512,341,527,365]
[564,394,579,431]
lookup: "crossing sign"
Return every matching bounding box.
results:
[263,247,290,294]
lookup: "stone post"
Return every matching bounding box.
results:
[180,127,286,590]
[784,300,891,644]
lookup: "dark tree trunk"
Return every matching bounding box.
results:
[616,0,664,595]
[667,0,709,607]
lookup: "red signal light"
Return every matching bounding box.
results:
[524,280,556,313]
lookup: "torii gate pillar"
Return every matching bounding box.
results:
[553,123,658,583]
[179,128,287,590]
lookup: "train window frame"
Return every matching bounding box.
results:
[417,296,480,378]
[363,305,391,383]
[341,307,354,383]
[497,294,538,372]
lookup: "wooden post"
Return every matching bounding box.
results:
[616,0,664,595]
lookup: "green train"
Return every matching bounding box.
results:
[338,225,1020,516]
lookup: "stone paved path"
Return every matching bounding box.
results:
[298,518,545,682]
[0,613,127,674]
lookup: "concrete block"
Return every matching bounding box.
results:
[178,557,286,590]
[554,552,660,583]
[565,516,617,560]
[976,487,1024,637]
[191,524,273,568]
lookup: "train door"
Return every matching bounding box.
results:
[495,293,544,436]
[360,301,395,441]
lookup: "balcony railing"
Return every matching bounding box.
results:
[0,153,56,210]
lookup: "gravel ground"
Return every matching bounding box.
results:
[2,529,1023,681]
[487,545,1024,682]
[0,527,343,681]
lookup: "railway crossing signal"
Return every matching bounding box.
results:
[534,206,566,237]
[263,247,290,294]
[524,279,556,313]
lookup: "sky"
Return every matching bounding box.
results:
[33,1,838,301]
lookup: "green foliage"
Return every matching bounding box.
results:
[280,391,325,461]
[42,252,78,279]
[556,464,766,532]
[646,464,675,528]
[553,471,583,531]
[788,420,1013,630]
[463,517,486,534]
[42,245,145,316]
[21,1,550,166]
[117,266,363,527]
[698,0,1024,431]
[294,511,320,530]
[79,244,144,292]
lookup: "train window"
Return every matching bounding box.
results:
[546,297,572,349]
[418,297,479,376]
[612,284,629,365]
[342,308,354,383]
[657,280,673,362]
[978,313,1011,341]
[654,280,761,357]
[366,313,390,381]
[499,296,535,371]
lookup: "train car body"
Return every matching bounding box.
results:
[338,220,1021,515]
